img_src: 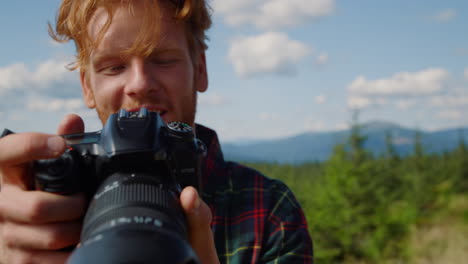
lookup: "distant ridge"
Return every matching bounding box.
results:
[221,121,468,164]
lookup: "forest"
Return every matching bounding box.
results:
[245,123,468,263]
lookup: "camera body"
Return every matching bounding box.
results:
[32,108,206,264]
[34,108,206,196]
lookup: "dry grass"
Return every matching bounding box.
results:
[333,195,468,264]
[409,195,468,264]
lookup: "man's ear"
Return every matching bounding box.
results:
[195,52,208,93]
[80,70,96,109]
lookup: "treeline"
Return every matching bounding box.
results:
[245,124,468,263]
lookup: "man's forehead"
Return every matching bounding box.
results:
[86,2,188,61]
[87,3,162,55]
[87,5,143,38]
[88,7,109,39]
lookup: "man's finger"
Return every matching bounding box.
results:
[2,220,82,250]
[0,186,86,224]
[180,187,219,264]
[4,247,71,264]
[0,133,65,166]
[57,114,85,135]
[0,165,34,190]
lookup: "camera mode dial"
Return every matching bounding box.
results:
[167,122,192,134]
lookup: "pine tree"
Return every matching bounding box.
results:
[454,129,468,192]
[348,111,369,165]
[384,130,400,164]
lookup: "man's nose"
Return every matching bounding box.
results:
[125,58,158,98]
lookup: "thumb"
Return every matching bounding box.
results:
[180,187,219,264]
[57,114,85,135]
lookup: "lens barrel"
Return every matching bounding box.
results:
[67,172,199,264]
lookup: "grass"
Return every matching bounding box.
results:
[408,195,468,264]
[339,195,468,264]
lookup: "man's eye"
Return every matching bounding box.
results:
[112,65,126,71]
[102,65,125,74]
[151,58,178,66]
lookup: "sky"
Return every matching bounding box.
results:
[1,0,467,143]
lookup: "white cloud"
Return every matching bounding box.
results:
[304,117,350,133]
[315,52,329,65]
[348,68,449,96]
[464,68,468,80]
[32,59,72,86]
[8,113,27,121]
[395,99,417,110]
[334,122,349,131]
[0,59,93,133]
[346,68,468,116]
[228,32,311,78]
[430,94,468,107]
[306,122,325,131]
[314,95,327,104]
[347,96,392,109]
[0,63,29,94]
[347,96,371,109]
[304,117,326,131]
[436,110,463,120]
[48,39,62,48]
[212,0,335,30]
[0,59,77,96]
[27,97,84,112]
[432,9,456,22]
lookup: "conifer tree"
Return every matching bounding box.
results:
[348,111,369,165]
[455,129,468,191]
[384,130,400,163]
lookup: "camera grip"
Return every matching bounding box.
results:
[34,150,83,194]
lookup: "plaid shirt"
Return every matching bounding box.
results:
[196,124,314,264]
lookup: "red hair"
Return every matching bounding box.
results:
[49,0,212,71]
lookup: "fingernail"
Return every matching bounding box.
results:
[47,136,64,156]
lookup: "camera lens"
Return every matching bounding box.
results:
[67,171,199,264]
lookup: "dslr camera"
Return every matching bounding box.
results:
[29,108,206,263]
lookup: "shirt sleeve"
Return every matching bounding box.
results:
[261,180,314,263]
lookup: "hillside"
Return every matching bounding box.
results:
[222,121,468,164]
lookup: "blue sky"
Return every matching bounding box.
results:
[1,0,467,143]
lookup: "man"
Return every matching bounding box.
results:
[0,0,313,263]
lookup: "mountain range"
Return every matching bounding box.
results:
[221,121,468,164]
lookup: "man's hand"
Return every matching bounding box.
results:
[180,187,219,264]
[0,114,87,264]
